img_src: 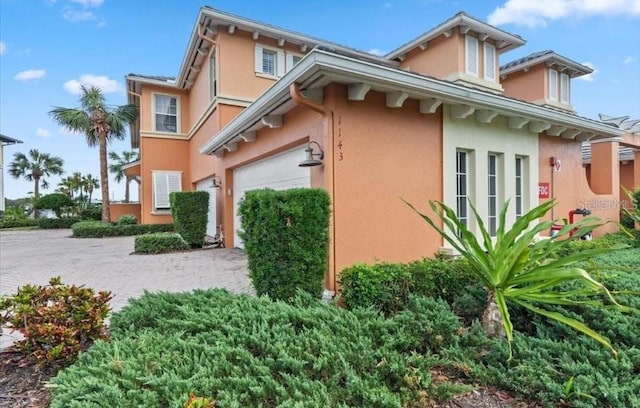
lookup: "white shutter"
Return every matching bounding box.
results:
[276,51,285,77]
[548,69,558,101]
[560,73,570,103]
[465,36,478,76]
[152,171,182,210]
[254,46,263,73]
[484,43,496,81]
[286,53,295,72]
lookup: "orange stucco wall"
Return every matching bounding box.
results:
[109,203,141,223]
[400,30,462,78]
[538,135,619,236]
[502,64,546,103]
[620,161,636,204]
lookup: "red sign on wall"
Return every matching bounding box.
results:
[539,182,550,199]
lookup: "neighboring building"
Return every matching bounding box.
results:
[0,134,23,212]
[125,7,638,291]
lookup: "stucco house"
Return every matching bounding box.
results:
[123,7,639,291]
[0,133,23,213]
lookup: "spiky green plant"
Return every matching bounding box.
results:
[406,198,633,357]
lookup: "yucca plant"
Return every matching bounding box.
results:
[406,198,633,357]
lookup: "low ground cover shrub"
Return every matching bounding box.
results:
[0,276,112,368]
[170,191,209,247]
[38,216,82,229]
[0,218,40,229]
[80,205,102,221]
[117,214,137,225]
[72,221,173,237]
[134,232,189,254]
[239,188,330,301]
[50,290,466,407]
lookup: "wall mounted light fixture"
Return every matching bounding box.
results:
[298,141,324,167]
[210,174,222,188]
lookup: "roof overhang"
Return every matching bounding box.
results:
[200,49,623,156]
[501,52,593,78]
[386,12,525,60]
[0,134,23,146]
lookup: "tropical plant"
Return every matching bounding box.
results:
[49,86,138,223]
[405,198,632,357]
[108,150,138,203]
[8,149,64,218]
[35,193,75,218]
[81,173,100,207]
[56,176,76,198]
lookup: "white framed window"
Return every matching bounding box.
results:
[560,73,570,104]
[483,43,496,82]
[286,53,302,72]
[456,150,469,229]
[153,94,179,133]
[152,171,182,211]
[210,49,217,100]
[515,156,525,219]
[548,69,558,101]
[465,35,479,77]
[255,45,285,78]
[487,154,499,236]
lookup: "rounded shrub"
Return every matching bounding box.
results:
[117,214,138,225]
[134,232,189,254]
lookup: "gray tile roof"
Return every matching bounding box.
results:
[127,73,176,82]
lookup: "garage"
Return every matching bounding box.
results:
[195,177,218,239]
[233,146,311,248]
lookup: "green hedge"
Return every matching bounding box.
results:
[80,206,102,221]
[339,257,477,316]
[134,232,189,254]
[72,221,174,238]
[38,217,82,229]
[117,214,137,225]
[170,191,209,247]
[238,188,330,301]
[0,219,40,229]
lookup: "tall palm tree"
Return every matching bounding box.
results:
[108,150,138,203]
[82,174,100,206]
[71,171,84,203]
[49,86,138,223]
[57,176,76,198]
[8,149,64,218]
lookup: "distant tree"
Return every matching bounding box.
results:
[8,149,64,218]
[108,150,138,203]
[82,174,100,206]
[49,86,138,222]
[35,193,74,218]
[56,176,75,198]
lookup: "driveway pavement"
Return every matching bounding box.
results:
[0,228,251,348]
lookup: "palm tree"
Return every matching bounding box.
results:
[49,86,138,223]
[82,174,100,206]
[56,176,75,198]
[108,150,138,203]
[8,149,64,218]
[71,171,84,203]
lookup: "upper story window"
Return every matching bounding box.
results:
[153,94,178,133]
[560,73,570,104]
[286,53,302,71]
[210,50,217,100]
[483,43,496,82]
[548,69,558,101]
[465,35,479,77]
[255,45,285,78]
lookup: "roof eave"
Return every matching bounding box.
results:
[501,53,593,78]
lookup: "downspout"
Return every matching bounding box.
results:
[290,83,337,293]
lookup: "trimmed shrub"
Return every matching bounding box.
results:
[80,205,102,221]
[134,232,189,254]
[72,221,174,238]
[0,218,40,229]
[0,276,112,367]
[35,193,74,218]
[117,214,137,225]
[339,257,476,316]
[38,217,82,229]
[170,191,209,247]
[238,188,330,301]
[50,290,466,407]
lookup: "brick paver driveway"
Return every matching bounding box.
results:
[0,229,251,348]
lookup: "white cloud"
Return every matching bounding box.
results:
[488,0,640,28]
[70,0,104,6]
[624,56,637,64]
[577,62,599,82]
[0,41,6,56]
[63,74,123,95]
[63,8,97,22]
[36,128,51,138]
[368,48,386,56]
[13,69,47,81]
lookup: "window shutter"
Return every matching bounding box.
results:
[465,36,478,76]
[277,51,285,77]
[153,171,182,210]
[548,69,558,101]
[560,73,569,103]
[286,53,295,72]
[484,43,496,81]
[254,46,263,73]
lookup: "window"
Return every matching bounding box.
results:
[483,43,496,81]
[515,156,524,219]
[560,73,570,104]
[154,94,178,133]
[456,150,469,229]
[286,53,302,72]
[548,69,558,101]
[487,154,498,236]
[465,35,479,77]
[152,171,182,211]
[254,45,285,77]
[210,50,217,99]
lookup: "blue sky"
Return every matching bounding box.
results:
[1,0,639,201]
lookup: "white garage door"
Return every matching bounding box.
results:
[196,178,217,239]
[233,146,311,248]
